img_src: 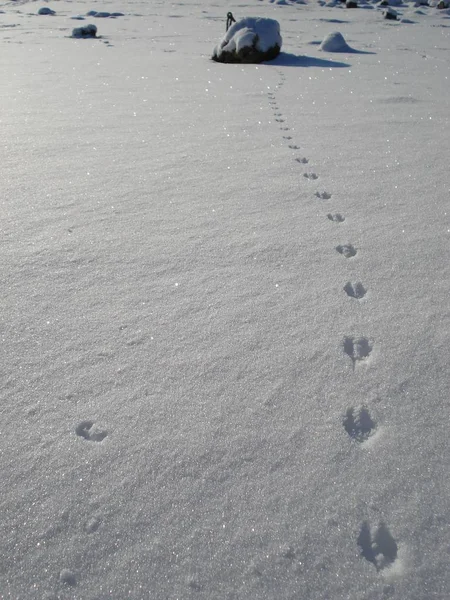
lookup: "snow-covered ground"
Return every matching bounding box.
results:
[1,0,449,598]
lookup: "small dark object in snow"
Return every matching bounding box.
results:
[346,0,358,7]
[226,11,236,31]
[383,7,398,18]
[72,24,97,38]
[437,0,449,8]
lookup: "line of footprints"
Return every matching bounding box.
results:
[269,72,399,575]
[68,75,398,590]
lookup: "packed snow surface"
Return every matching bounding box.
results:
[1,0,449,598]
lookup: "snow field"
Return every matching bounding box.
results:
[1,0,449,598]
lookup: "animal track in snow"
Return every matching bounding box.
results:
[295,157,309,164]
[304,172,318,180]
[343,336,373,366]
[280,127,290,131]
[274,112,283,116]
[288,144,300,150]
[327,213,345,222]
[343,406,375,441]
[275,118,285,123]
[59,569,77,586]
[283,135,293,140]
[336,244,357,258]
[358,522,398,571]
[75,420,108,442]
[344,281,367,299]
[84,517,101,534]
[315,191,331,200]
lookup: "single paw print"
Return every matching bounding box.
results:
[343,336,372,366]
[358,522,398,571]
[336,244,357,258]
[327,213,344,222]
[344,281,367,299]
[75,421,108,442]
[343,406,375,442]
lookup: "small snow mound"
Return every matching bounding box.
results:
[72,24,97,38]
[320,31,351,52]
[38,7,55,15]
[212,16,282,63]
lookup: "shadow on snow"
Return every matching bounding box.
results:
[266,52,351,68]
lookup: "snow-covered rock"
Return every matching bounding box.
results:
[383,7,398,18]
[320,31,353,52]
[212,17,282,63]
[86,10,125,18]
[38,7,55,15]
[72,24,97,38]
[379,0,403,6]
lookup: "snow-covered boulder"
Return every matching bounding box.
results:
[72,24,97,38]
[320,31,352,52]
[212,17,282,64]
[38,7,55,15]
